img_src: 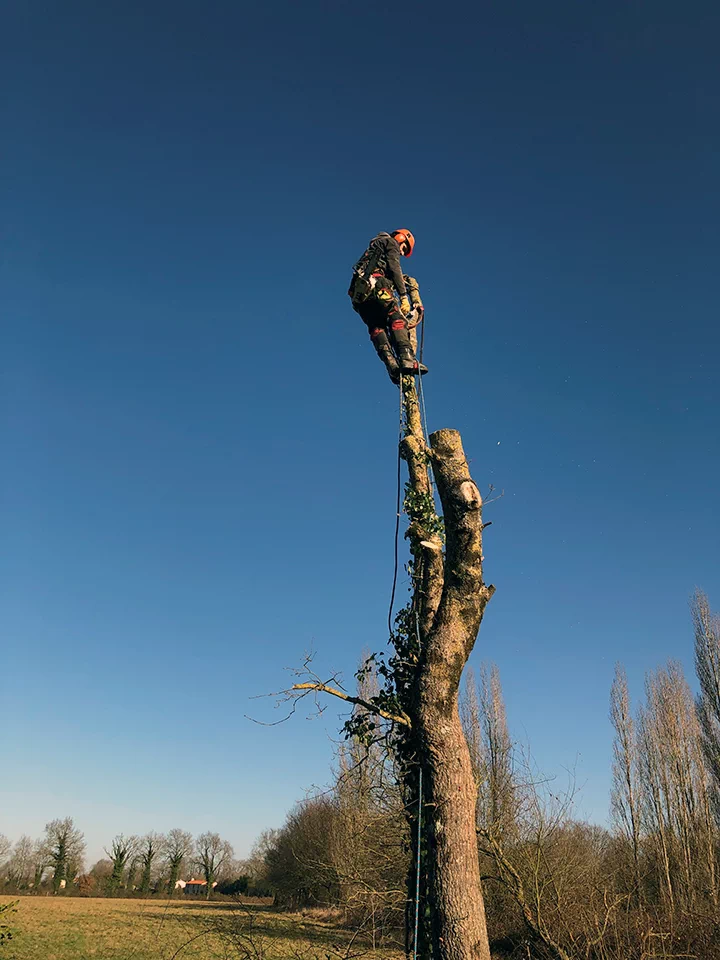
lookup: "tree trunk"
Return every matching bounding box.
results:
[292,369,495,958]
[400,377,494,960]
[140,862,152,896]
[167,862,180,897]
[52,860,66,895]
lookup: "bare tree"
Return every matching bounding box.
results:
[693,590,720,818]
[477,755,630,960]
[331,704,409,940]
[289,372,496,959]
[477,663,517,844]
[461,668,484,784]
[238,828,279,895]
[0,835,10,869]
[461,663,524,951]
[5,836,34,890]
[265,798,341,909]
[31,838,50,891]
[195,832,233,900]
[0,835,10,890]
[44,818,85,894]
[89,859,113,881]
[164,828,193,896]
[105,835,139,896]
[637,661,717,910]
[255,660,408,941]
[637,699,675,909]
[609,663,642,900]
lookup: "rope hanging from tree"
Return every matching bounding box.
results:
[386,309,433,960]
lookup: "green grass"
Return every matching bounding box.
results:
[0,895,403,960]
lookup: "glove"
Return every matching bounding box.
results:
[407,307,424,329]
[399,295,411,316]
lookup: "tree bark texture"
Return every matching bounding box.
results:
[400,376,494,960]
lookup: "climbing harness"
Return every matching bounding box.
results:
[349,235,386,305]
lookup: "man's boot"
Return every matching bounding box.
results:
[371,331,401,384]
[390,324,428,377]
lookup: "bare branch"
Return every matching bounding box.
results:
[290,683,412,728]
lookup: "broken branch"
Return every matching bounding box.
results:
[291,682,412,728]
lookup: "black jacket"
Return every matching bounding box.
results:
[357,233,407,297]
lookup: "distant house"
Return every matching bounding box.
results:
[183,877,218,895]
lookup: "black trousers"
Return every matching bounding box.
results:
[352,276,408,342]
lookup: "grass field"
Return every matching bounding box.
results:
[0,896,404,960]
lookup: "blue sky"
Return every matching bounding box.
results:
[3,0,719,865]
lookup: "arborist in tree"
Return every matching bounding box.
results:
[348,229,428,384]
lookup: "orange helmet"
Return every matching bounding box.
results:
[392,229,415,257]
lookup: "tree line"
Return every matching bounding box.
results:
[0,823,270,900]
[253,590,720,958]
[5,591,718,956]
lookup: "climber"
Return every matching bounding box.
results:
[348,229,428,384]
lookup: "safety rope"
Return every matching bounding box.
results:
[412,607,424,960]
[388,345,432,640]
[387,381,404,641]
[413,333,430,955]
[413,762,423,960]
[384,309,433,958]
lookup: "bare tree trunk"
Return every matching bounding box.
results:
[693,591,720,824]
[638,705,675,909]
[292,372,495,959]
[402,380,494,960]
[639,662,712,911]
[479,665,516,842]
[610,665,643,901]
[417,680,491,959]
